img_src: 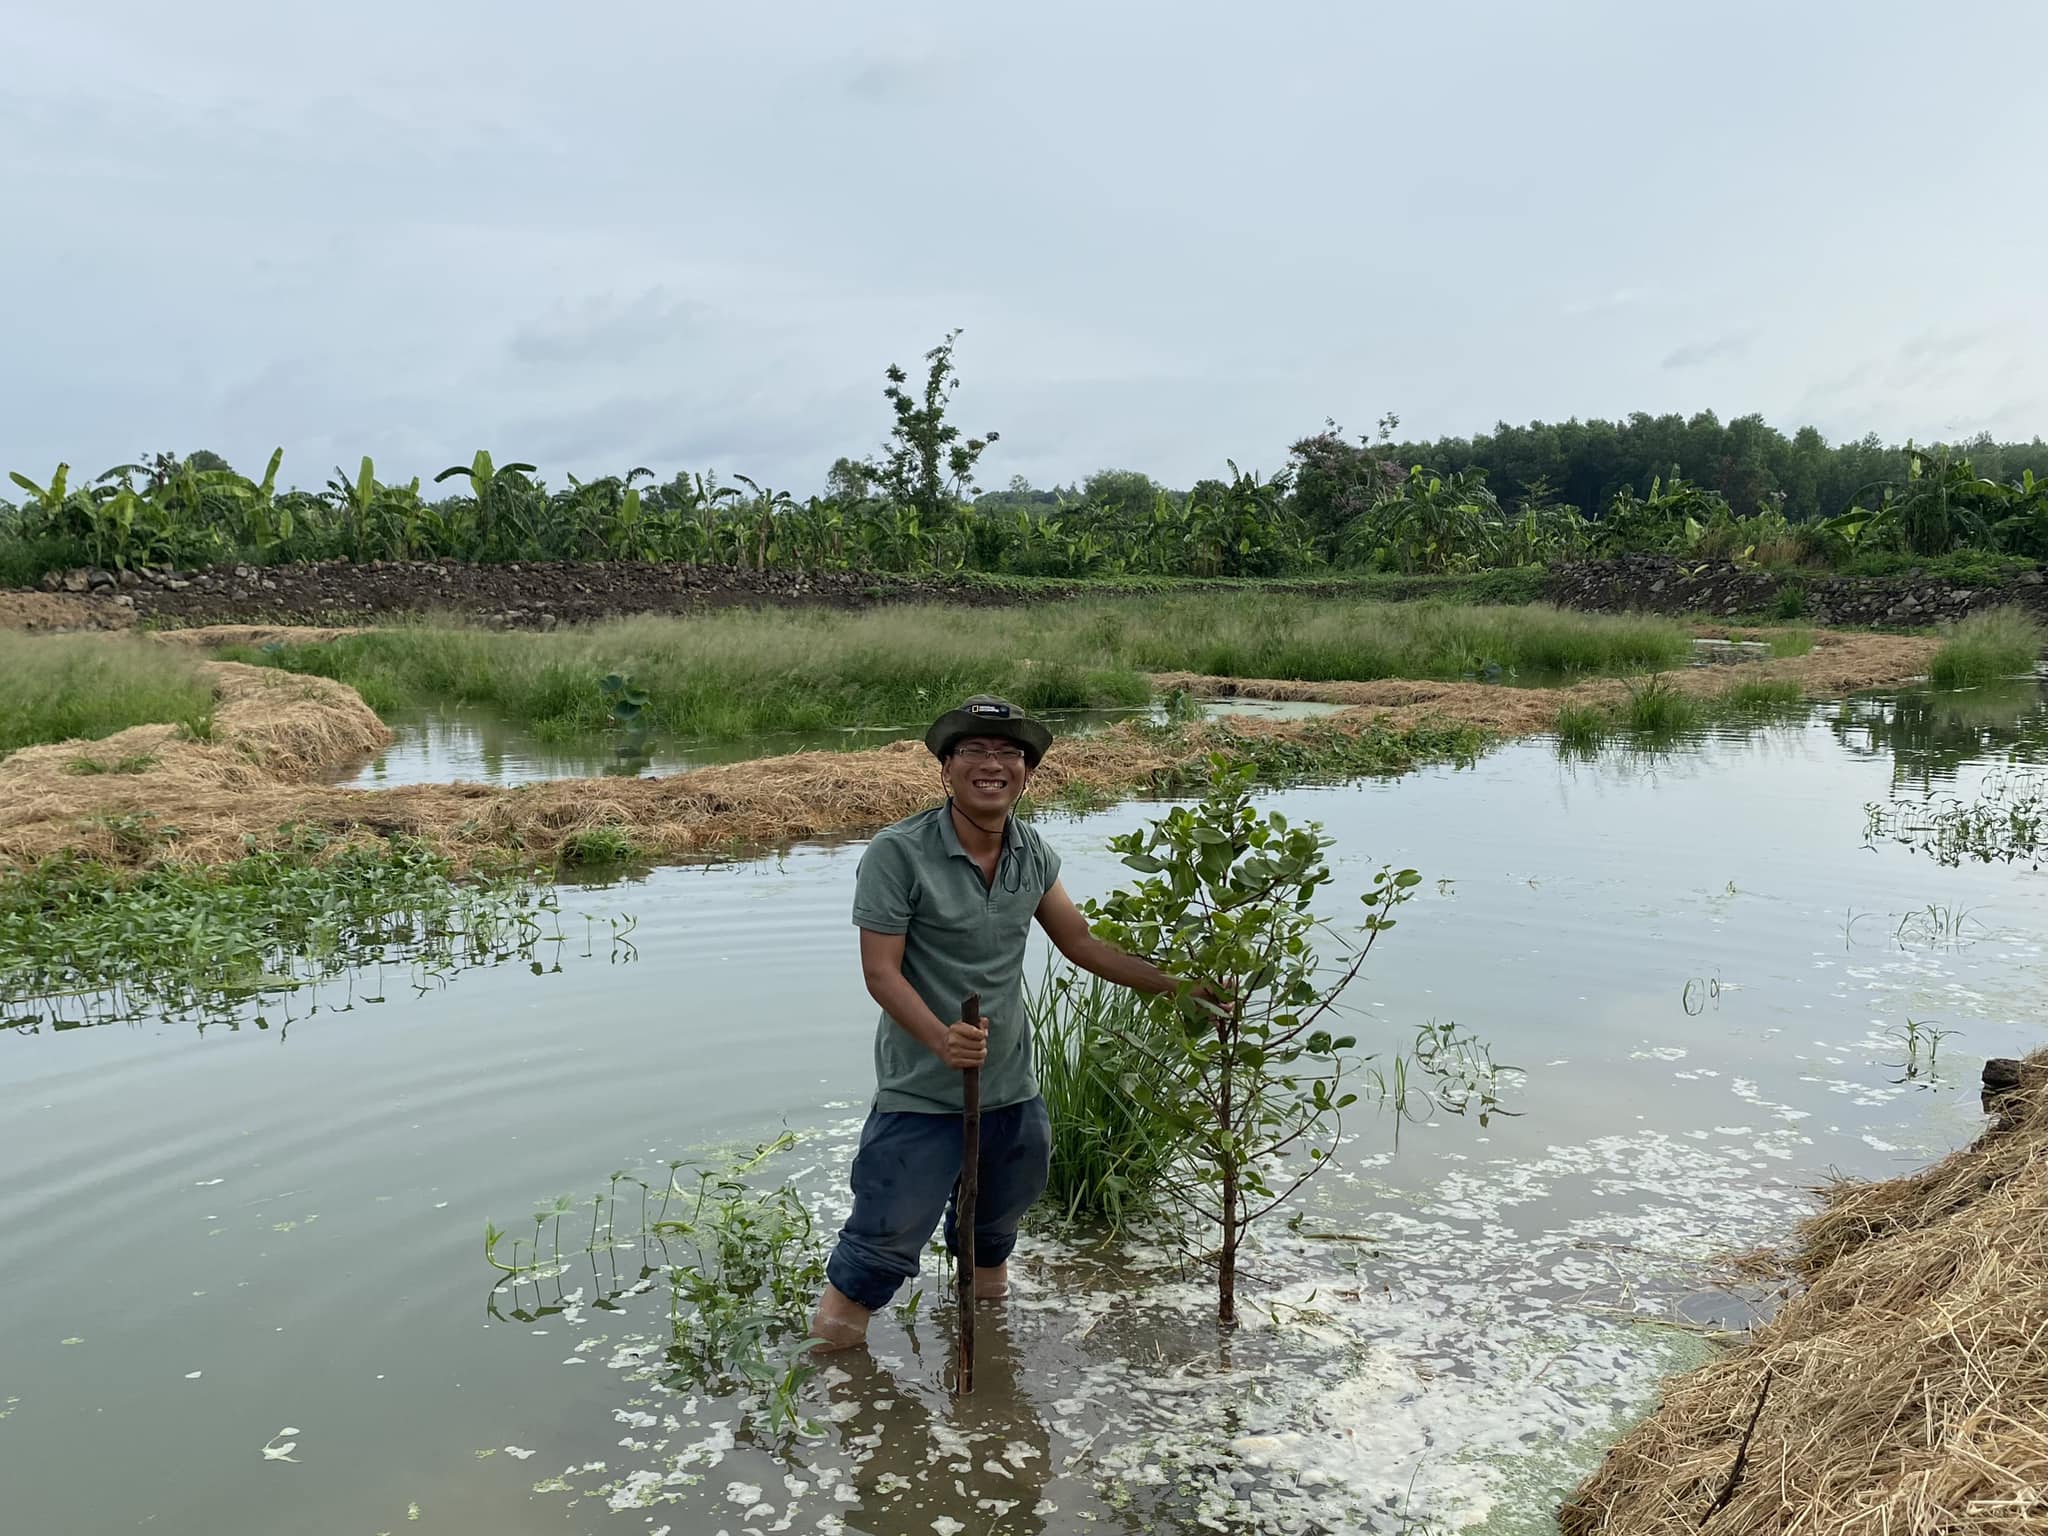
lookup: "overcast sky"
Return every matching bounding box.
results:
[5,0,2043,494]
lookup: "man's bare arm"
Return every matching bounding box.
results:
[858,928,986,1069]
[1034,880,1181,996]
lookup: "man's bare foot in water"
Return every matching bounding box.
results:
[973,1262,1009,1299]
[808,1283,872,1352]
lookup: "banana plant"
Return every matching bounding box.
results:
[327,457,382,561]
[732,476,796,571]
[435,450,538,557]
[7,464,73,536]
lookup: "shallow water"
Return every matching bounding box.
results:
[4,681,2046,1534]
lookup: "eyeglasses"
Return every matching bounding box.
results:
[953,744,1027,765]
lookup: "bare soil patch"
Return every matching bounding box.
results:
[0,592,134,632]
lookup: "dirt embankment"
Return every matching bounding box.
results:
[0,629,1937,872]
[1554,554,2048,626]
[1562,1054,2048,1535]
[13,553,2044,633]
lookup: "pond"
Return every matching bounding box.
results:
[3,680,2045,1534]
[329,696,1352,790]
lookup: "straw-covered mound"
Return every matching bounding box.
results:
[0,694,1340,869]
[0,628,1937,872]
[1561,1053,2048,1535]
[1152,628,1938,733]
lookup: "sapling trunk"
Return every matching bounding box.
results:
[1217,1004,1239,1327]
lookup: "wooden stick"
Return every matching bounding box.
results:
[955,990,981,1396]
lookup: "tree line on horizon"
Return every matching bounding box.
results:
[7,334,2047,583]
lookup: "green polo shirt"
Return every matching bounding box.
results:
[851,804,1062,1114]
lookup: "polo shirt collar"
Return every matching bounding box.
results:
[938,800,1025,861]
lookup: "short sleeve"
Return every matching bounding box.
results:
[851,833,916,934]
[1034,828,1062,900]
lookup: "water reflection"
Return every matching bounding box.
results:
[823,1323,1056,1536]
[1826,677,2048,789]
[332,699,1350,790]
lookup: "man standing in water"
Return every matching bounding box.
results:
[809,696,1192,1349]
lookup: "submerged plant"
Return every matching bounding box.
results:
[0,837,563,1033]
[485,1133,825,1438]
[1882,1017,1959,1082]
[1867,770,2048,868]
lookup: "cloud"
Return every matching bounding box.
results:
[1661,332,1755,371]
[509,291,712,368]
[4,2,2046,490]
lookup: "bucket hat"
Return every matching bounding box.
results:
[924,695,1053,767]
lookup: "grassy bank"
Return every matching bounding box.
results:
[1928,607,2045,688]
[221,597,1692,742]
[0,633,215,756]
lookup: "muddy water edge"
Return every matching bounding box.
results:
[2,681,2046,1534]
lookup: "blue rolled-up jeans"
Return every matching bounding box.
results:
[826,1096,1052,1312]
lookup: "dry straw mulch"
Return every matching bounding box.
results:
[1151,628,1938,735]
[1561,1053,2048,1535]
[0,628,1937,872]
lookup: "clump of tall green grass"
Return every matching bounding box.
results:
[1929,608,2045,689]
[1624,675,1703,736]
[0,633,214,756]
[1031,968,1183,1231]
[1720,677,1805,712]
[1553,702,1608,755]
[222,609,1150,742]
[1078,595,1690,680]
[226,596,1693,743]
[1767,628,1814,658]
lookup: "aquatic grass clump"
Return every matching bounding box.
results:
[0,833,558,1033]
[1145,718,1489,794]
[1768,627,1815,658]
[1553,702,1608,755]
[557,824,643,869]
[0,633,215,756]
[1623,675,1704,737]
[224,610,1154,743]
[1717,678,1806,713]
[1098,596,1692,683]
[1032,967,1183,1231]
[1928,607,2045,688]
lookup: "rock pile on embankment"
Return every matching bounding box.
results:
[35,559,1017,628]
[1551,554,2048,625]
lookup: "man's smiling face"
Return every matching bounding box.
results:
[943,734,1032,819]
